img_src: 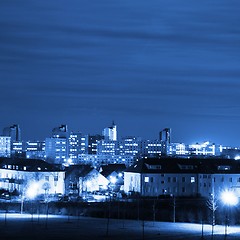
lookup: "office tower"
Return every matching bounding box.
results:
[52,124,68,138]
[68,132,87,162]
[97,140,116,156]
[159,128,171,144]
[87,134,104,155]
[102,121,117,141]
[159,128,171,155]
[3,124,21,141]
[25,140,45,160]
[12,141,24,157]
[45,137,68,164]
[0,136,11,157]
[116,136,141,156]
[140,139,162,157]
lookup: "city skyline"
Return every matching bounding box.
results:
[0,122,239,149]
[1,1,240,146]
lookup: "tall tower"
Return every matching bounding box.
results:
[102,121,117,141]
[159,128,171,144]
[52,124,68,138]
[159,128,171,156]
[3,124,21,141]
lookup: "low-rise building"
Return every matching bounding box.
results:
[124,157,240,198]
[100,164,126,192]
[65,165,109,197]
[0,157,65,197]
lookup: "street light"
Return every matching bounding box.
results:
[25,182,39,221]
[221,190,238,239]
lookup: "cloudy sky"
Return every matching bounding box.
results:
[1,0,240,145]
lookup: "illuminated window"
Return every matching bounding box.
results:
[218,165,231,171]
[144,177,149,183]
[191,177,195,183]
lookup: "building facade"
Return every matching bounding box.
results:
[124,157,240,198]
[45,138,68,164]
[102,121,117,141]
[0,136,11,158]
[0,157,65,196]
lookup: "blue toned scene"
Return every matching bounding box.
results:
[1,0,240,239]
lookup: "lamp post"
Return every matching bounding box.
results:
[221,190,238,239]
[20,194,25,214]
[25,182,39,222]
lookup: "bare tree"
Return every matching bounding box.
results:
[206,192,218,239]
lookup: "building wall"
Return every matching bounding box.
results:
[124,171,240,198]
[0,136,11,158]
[198,173,240,198]
[45,138,68,164]
[0,168,65,196]
[140,173,198,197]
[79,170,109,193]
[124,172,141,194]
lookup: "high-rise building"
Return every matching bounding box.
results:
[116,137,141,156]
[12,141,24,157]
[3,124,21,141]
[102,121,117,141]
[140,140,162,157]
[46,124,69,164]
[52,124,68,138]
[25,140,45,160]
[0,136,11,158]
[45,138,68,164]
[68,132,87,162]
[87,134,104,155]
[97,140,116,156]
[159,128,171,155]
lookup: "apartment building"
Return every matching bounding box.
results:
[124,157,240,198]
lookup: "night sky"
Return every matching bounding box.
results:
[1,0,240,146]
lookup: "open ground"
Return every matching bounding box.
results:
[0,213,240,240]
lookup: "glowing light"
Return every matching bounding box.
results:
[221,190,238,206]
[110,176,117,184]
[86,181,91,188]
[26,182,39,199]
[234,155,240,160]
[118,173,123,178]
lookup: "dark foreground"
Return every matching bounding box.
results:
[0,213,240,240]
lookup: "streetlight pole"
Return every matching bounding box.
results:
[221,190,238,240]
[20,195,24,214]
[224,207,228,240]
[173,195,176,223]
